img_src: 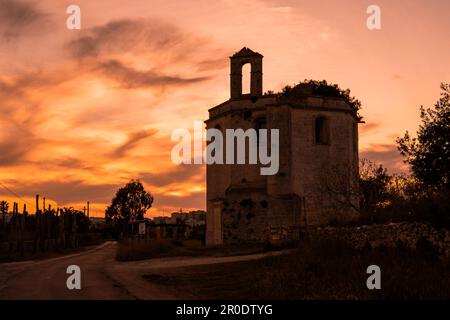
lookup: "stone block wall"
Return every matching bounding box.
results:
[309,223,450,259]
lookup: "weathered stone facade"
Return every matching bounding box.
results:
[205,48,360,245]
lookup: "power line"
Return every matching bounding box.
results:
[0,181,36,209]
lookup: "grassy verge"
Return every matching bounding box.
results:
[142,240,450,299]
[0,241,105,264]
[115,239,274,261]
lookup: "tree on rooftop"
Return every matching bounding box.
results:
[277,79,362,120]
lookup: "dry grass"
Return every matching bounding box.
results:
[142,240,450,300]
[116,239,178,261]
[115,239,269,261]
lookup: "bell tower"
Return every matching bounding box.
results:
[230,47,263,99]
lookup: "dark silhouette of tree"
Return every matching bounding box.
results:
[0,200,8,228]
[397,83,450,190]
[359,159,391,213]
[60,207,90,233]
[277,79,363,120]
[105,180,154,223]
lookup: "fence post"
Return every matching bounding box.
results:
[35,194,40,253]
[72,213,78,248]
[60,211,66,249]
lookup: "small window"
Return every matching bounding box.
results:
[208,124,222,158]
[315,117,330,145]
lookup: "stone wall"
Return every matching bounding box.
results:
[309,223,450,259]
[221,194,269,243]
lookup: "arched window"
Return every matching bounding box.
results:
[315,116,330,145]
[241,63,251,95]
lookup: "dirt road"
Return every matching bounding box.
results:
[0,242,132,299]
[0,241,288,300]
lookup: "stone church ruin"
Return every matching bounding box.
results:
[205,48,360,245]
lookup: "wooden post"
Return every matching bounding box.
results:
[36,194,40,214]
[60,212,66,249]
[22,204,27,238]
[35,194,40,253]
[1,203,4,230]
[72,212,78,248]
[12,202,17,254]
[43,197,46,214]
[47,206,51,248]
[87,201,90,219]
[20,203,26,256]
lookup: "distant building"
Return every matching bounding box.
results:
[147,210,206,241]
[152,216,176,225]
[171,210,206,227]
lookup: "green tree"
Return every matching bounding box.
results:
[397,83,450,189]
[105,180,154,223]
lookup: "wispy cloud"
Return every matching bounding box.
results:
[0,0,50,40]
[113,129,158,158]
[0,120,36,166]
[95,59,209,89]
[360,144,408,174]
[66,19,183,59]
[140,164,204,188]
[66,18,225,69]
[7,179,119,204]
[359,122,380,134]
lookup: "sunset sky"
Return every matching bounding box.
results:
[0,0,449,217]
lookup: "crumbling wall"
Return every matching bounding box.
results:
[309,223,450,259]
[222,194,269,243]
